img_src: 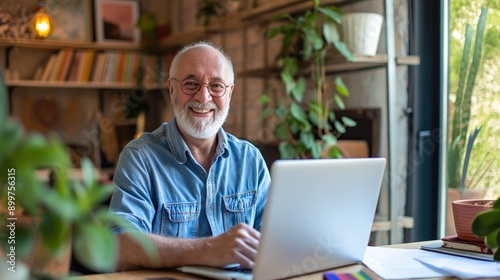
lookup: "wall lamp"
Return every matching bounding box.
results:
[30,0,54,38]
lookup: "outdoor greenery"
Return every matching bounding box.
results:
[259,0,356,159]
[447,7,489,191]
[449,1,500,196]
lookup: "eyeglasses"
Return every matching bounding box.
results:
[171,78,230,98]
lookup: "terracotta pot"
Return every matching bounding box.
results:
[446,188,486,236]
[452,199,495,241]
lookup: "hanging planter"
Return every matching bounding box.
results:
[341,12,383,56]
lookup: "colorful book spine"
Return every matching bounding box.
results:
[91,52,104,82]
[67,51,83,82]
[41,54,57,81]
[49,50,66,81]
[115,51,127,83]
[56,49,74,81]
[103,51,117,83]
[122,52,133,83]
[80,50,95,82]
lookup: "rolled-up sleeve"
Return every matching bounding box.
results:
[109,146,155,233]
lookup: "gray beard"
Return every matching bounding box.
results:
[172,94,230,139]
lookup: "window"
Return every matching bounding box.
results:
[445,1,499,236]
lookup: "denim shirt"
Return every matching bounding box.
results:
[109,119,271,238]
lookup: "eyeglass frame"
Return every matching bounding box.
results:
[170,77,232,98]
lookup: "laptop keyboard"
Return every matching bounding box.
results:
[224,266,253,274]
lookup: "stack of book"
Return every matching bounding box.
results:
[39,49,96,82]
[441,235,493,254]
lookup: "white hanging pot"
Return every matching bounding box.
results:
[341,13,384,56]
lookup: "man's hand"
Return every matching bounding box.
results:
[202,223,260,268]
[114,223,260,271]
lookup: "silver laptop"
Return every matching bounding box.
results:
[180,158,386,280]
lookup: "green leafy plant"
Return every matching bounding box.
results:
[448,7,495,190]
[0,71,157,277]
[259,0,356,159]
[472,198,500,261]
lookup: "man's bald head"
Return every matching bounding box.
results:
[169,41,234,85]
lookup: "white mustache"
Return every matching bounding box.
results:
[186,101,217,111]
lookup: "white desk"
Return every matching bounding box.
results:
[69,241,465,280]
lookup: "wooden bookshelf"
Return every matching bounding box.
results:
[0,38,144,51]
[4,80,168,90]
[3,46,170,86]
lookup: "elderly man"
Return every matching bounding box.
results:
[109,41,270,271]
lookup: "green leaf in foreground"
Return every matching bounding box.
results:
[74,222,117,272]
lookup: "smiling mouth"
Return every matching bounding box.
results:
[191,108,213,114]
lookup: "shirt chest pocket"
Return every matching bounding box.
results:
[222,190,257,231]
[161,202,200,238]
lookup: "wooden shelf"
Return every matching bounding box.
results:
[239,55,420,77]
[396,56,421,65]
[159,0,370,51]
[241,0,368,23]
[5,80,168,90]
[0,38,144,52]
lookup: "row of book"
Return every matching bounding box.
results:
[35,49,173,84]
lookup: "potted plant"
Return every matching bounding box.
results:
[0,72,157,278]
[446,7,495,234]
[472,197,500,261]
[259,0,356,159]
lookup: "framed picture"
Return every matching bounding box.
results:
[94,0,140,45]
[46,0,93,42]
